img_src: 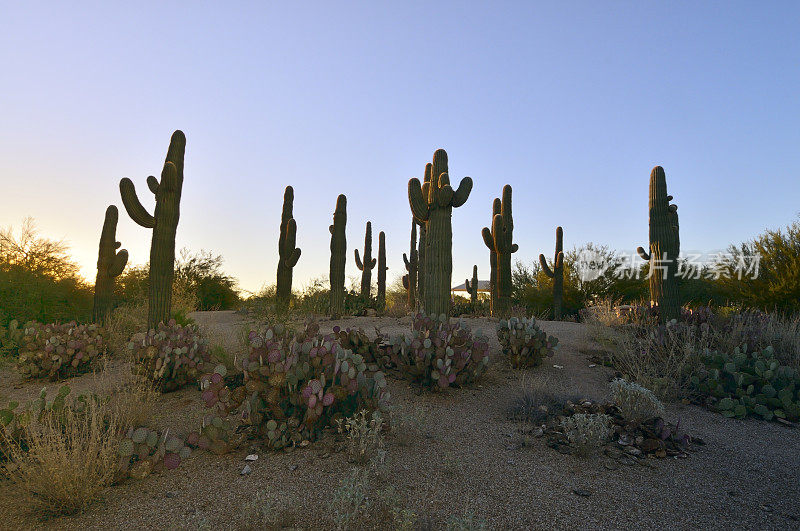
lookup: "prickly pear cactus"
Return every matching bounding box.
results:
[329,194,347,319]
[402,220,418,311]
[117,426,195,481]
[497,317,559,369]
[377,231,388,313]
[119,130,185,330]
[482,185,517,318]
[408,150,472,316]
[355,221,376,299]
[465,265,479,308]
[637,166,680,323]
[276,186,301,312]
[539,226,564,320]
[17,322,106,380]
[92,205,128,325]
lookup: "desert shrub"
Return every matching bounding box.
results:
[712,310,800,371]
[105,302,148,355]
[331,466,372,530]
[383,313,491,390]
[129,320,211,392]
[506,378,583,425]
[560,413,612,457]
[336,409,385,464]
[0,319,25,357]
[197,321,390,451]
[692,344,800,421]
[0,218,93,326]
[450,297,490,318]
[497,316,559,368]
[16,321,106,380]
[609,378,665,425]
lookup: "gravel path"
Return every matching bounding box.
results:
[1,312,799,530]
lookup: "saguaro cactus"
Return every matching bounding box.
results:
[482,185,517,318]
[408,149,472,316]
[92,205,128,324]
[355,221,376,299]
[377,231,388,313]
[637,166,680,323]
[119,130,185,329]
[402,220,418,311]
[539,226,564,320]
[465,265,479,309]
[416,164,431,307]
[329,194,347,319]
[276,186,301,312]
[481,197,501,314]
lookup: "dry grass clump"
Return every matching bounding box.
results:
[337,410,385,464]
[105,302,147,355]
[507,376,583,425]
[2,366,157,517]
[610,378,664,425]
[714,311,800,371]
[561,413,612,457]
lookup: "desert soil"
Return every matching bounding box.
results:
[1,311,799,530]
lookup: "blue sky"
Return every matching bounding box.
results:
[1,1,798,293]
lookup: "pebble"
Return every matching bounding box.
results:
[553,364,564,369]
[573,488,592,497]
[245,454,258,461]
[241,464,252,475]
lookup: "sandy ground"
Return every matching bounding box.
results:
[1,311,799,530]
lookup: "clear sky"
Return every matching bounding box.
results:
[1,1,798,294]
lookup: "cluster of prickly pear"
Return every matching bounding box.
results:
[384,312,490,390]
[117,426,194,481]
[128,319,211,392]
[198,321,390,451]
[119,130,185,329]
[692,344,800,422]
[496,317,559,369]
[16,322,106,380]
[332,326,392,370]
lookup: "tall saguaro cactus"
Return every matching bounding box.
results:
[465,265,479,309]
[539,226,564,320]
[276,186,301,312]
[482,185,517,318]
[119,130,185,329]
[637,166,681,323]
[92,205,128,324]
[329,194,347,319]
[408,149,473,316]
[355,221,376,299]
[402,220,418,311]
[416,164,431,307]
[482,197,501,314]
[377,231,388,313]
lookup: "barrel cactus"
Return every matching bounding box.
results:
[119,130,185,329]
[539,226,564,320]
[355,222,376,299]
[402,220,418,311]
[408,150,472,316]
[377,231,388,313]
[276,186,301,312]
[637,166,680,323]
[482,185,517,318]
[92,205,128,325]
[329,194,347,319]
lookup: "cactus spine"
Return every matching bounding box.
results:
[637,166,680,323]
[276,186,301,312]
[539,226,564,320]
[402,220,418,311]
[481,185,517,318]
[377,231,387,313]
[481,197,501,314]
[92,205,128,324]
[119,130,185,329]
[355,221,376,299]
[465,265,479,309]
[329,194,347,319]
[408,149,473,316]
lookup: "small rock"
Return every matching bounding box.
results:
[603,460,619,470]
[245,454,259,461]
[572,488,592,497]
[553,364,564,369]
[625,446,642,456]
[654,449,667,458]
[241,464,252,475]
[289,464,298,471]
[588,364,597,368]
[533,427,544,438]
[165,491,176,498]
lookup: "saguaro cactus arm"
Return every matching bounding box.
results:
[636,247,651,261]
[408,178,430,222]
[281,219,301,267]
[354,249,376,270]
[120,178,156,228]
